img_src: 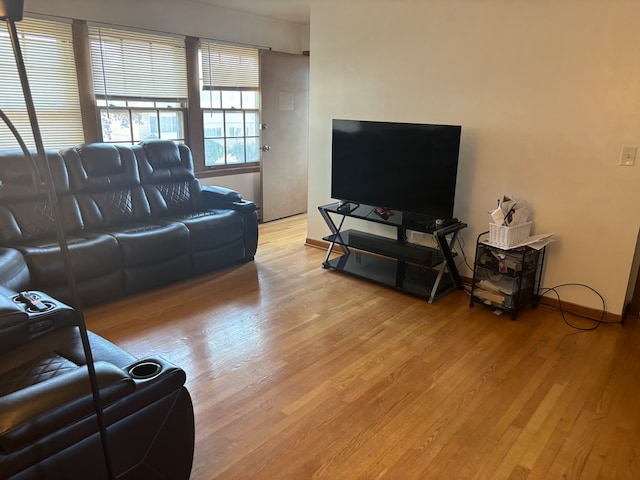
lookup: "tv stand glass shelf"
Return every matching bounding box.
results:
[318,202,467,303]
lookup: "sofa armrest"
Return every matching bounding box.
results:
[0,290,77,356]
[0,292,28,329]
[202,185,242,204]
[201,186,257,214]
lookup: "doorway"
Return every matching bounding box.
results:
[259,50,309,222]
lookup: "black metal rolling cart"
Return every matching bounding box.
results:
[469,231,546,320]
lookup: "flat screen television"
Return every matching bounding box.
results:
[331,119,462,220]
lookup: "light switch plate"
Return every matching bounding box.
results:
[620,145,637,166]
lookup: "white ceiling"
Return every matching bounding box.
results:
[194,0,310,24]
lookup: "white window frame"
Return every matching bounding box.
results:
[88,25,188,145]
[200,41,260,169]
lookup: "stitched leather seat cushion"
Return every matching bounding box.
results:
[168,209,245,251]
[0,352,77,397]
[101,221,190,267]
[0,327,137,453]
[0,360,134,452]
[17,232,121,286]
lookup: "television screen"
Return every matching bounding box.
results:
[331,119,461,220]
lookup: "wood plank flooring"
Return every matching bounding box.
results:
[85,214,640,479]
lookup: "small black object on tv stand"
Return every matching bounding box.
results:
[336,201,359,213]
[318,202,467,303]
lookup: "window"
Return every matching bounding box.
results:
[88,26,188,144]
[95,99,185,143]
[200,41,260,168]
[0,17,84,149]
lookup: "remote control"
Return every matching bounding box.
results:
[18,291,49,312]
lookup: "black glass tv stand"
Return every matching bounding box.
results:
[318,202,467,303]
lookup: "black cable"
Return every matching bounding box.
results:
[537,282,621,331]
[455,233,474,274]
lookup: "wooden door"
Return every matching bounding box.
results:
[630,235,640,316]
[260,50,309,222]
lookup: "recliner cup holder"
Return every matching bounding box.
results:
[26,301,55,313]
[12,293,57,314]
[128,361,162,380]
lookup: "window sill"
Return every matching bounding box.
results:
[195,164,260,178]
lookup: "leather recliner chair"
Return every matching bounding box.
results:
[134,140,258,274]
[61,143,192,295]
[0,288,195,479]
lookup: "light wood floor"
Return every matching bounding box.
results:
[85,214,640,479]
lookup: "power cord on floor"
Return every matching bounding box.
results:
[455,233,474,275]
[537,283,621,331]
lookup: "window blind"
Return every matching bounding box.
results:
[88,26,188,101]
[201,41,259,89]
[0,17,84,149]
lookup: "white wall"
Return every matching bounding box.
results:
[200,172,260,205]
[25,0,307,205]
[308,0,640,316]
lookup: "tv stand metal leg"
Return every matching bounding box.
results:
[429,229,462,303]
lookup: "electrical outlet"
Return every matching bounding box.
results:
[619,145,637,166]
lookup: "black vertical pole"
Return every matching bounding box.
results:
[1,5,115,478]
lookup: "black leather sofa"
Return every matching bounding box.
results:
[0,289,195,479]
[0,139,259,307]
[0,140,258,477]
